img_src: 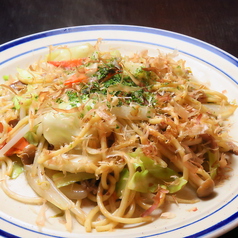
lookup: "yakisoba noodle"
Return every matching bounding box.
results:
[0,41,237,232]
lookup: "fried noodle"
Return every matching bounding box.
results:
[0,41,237,232]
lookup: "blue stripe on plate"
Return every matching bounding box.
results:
[0,24,237,238]
[1,194,237,238]
[138,194,238,238]
[1,37,237,85]
[0,25,237,66]
[0,215,66,238]
[0,229,21,238]
[184,212,238,238]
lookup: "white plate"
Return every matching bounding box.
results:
[0,24,238,238]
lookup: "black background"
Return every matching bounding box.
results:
[0,0,238,237]
[1,0,238,58]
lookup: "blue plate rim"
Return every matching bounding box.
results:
[0,24,237,66]
[0,24,238,238]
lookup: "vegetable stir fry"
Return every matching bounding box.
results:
[0,41,237,232]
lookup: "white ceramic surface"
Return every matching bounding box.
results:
[0,25,238,238]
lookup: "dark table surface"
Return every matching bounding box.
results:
[0,0,237,237]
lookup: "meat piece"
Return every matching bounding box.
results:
[19,144,36,165]
[8,119,19,128]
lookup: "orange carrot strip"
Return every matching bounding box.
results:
[48,59,83,68]
[0,122,29,156]
[0,123,11,133]
[64,73,88,86]
[5,137,29,156]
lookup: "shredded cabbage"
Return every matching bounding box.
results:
[41,112,81,147]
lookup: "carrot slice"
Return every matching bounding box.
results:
[64,73,88,86]
[0,122,29,156]
[0,123,3,133]
[4,137,29,156]
[48,59,83,68]
[0,123,11,133]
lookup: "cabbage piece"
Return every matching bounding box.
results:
[130,148,176,179]
[17,68,35,84]
[52,171,95,188]
[47,43,94,61]
[12,96,23,110]
[24,129,39,146]
[17,68,55,84]
[12,84,38,109]
[134,150,177,180]
[115,168,129,198]
[99,50,121,62]
[41,112,81,147]
[10,159,24,179]
[128,170,158,193]
[207,150,219,179]
[43,154,101,174]
[111,105,155,120]
[166,177,187,193]
[13,94,36,110]
[124,61,147,80]
[127,148,187,193]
